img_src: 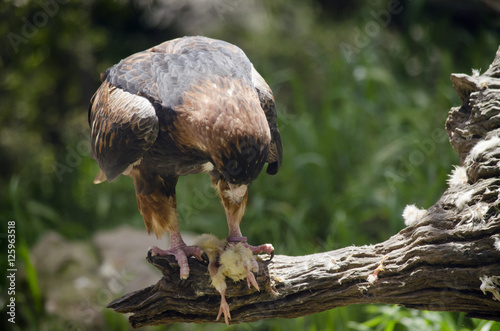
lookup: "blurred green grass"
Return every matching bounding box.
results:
[1,0,500,330]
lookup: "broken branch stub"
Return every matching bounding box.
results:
[107,46,500,327]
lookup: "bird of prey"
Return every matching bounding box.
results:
[89,36,282,283]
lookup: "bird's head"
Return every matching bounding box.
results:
[215,139,269,187]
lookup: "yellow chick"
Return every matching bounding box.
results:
[196,234,225,277]
[196,234,260,325]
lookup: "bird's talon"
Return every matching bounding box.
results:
[150,244,206,279]
[201,252,210,264]
[266,250,275,262]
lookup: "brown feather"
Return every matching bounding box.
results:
[131,168,177,238]
[135,191,175,238]
[172,76,270,170]
[89,81,159,181]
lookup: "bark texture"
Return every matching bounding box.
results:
[108,46,500,327]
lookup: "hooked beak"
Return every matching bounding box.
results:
[226,183,248,204]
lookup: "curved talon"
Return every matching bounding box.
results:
[201,252,210,264]
[266,250,275,262]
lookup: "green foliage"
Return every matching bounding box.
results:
[350,306,500,331]
[1,0,499,330]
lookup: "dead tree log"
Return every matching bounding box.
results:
[107,46,500,327]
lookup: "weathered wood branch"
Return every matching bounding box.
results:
[108,46,500,327]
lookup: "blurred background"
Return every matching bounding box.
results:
[1,0,500,330]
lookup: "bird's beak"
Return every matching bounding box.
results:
[227,184,248,204]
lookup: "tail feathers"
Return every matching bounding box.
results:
[93,170,107,184]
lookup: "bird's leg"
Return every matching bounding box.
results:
[217,180,248,241]
[219,180,274,258]
[133,172,205,279]
[216,178,274,267]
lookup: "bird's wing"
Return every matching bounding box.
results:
[89,37,207,182]
[89,51,160,182]
[251,66,283,175]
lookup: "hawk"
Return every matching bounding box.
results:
[89,37,282,319]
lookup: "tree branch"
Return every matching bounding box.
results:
[107,46,500,327]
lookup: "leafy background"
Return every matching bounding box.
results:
[1,0,500,330]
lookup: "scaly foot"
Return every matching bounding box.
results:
[150,244,204,279]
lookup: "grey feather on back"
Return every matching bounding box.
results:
[105,37,254,110]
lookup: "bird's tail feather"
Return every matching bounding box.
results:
[93,170,107,184]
